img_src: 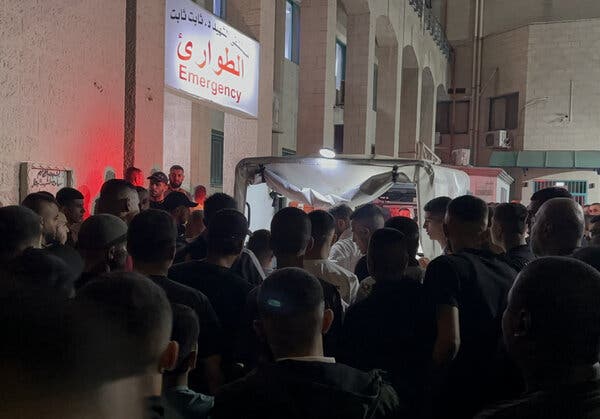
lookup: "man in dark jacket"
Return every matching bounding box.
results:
[211,268,401,419]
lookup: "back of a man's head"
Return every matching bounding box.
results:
[572,246,600,273]
[308,210,336,245]
[385,216,420,259]
[166,304,200,376]
[506,257,600,368]
[329,204,353,221]
[424,196,452,216]
[445,195,488,250]
[74,272,173,379]
[368,228,409,282]
[207,209,248,256]
[6,248,76,297]
[21,192,58,214]
[530,197,584,257]
[529,187,572,213]
[247,229,272,262]
[0,205,42,261]
[128,210,177,264]
[351,203,385,232]
[56,187,84,207]
[257,268,325,357]
[203,193,237,227]
[270,207,312,258]
[493,203,527,236]
[97,179,140,222]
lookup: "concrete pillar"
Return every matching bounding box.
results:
[419,70,435,149]
[163,91,192,189]
[296,0,337,155]
[344,12,376,155]
[134,0,165,175]
[223,0,275,195]
[375,44,400,157]
[398,68,421,157]
[190,103,212,190]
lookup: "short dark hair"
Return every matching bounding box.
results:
[0,206,41,260]
[21,192,58,214]
[128,210,177,263]
[6,248,76,297]
[530,187,572,204]
[169,165,184,172]
[270,207,311,256]
[308,210,335,243]
[167,304,199,375]
[385,216,420,259]
[75,272,173,378]
[511,257,600,365]
[56,187,84,206]
[204,193,238,227]
[329,204,353,220]
[258,268,324,354]
[247,229,272,261]
[207,209,248,256]
[135,185,148,195]
[493,202,528,235]
[591,215,600,224]
[351,204,385,230]
[125,166,142,180]
[423,196,452,216]
[100,178,137,197]
[447,195,488,225]
[367,228,409,282]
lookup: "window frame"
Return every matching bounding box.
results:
[284,0,300,64]
[489,92,519,131]
[210,130,224,188]
[213,0,226,18]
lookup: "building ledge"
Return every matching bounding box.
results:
[490,150,600,169]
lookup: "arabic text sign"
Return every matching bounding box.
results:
[19,163,73,201]
[165,0,260,117]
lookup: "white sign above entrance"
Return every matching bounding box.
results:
[165,0,260,117]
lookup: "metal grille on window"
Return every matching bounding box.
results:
[533,180,588,205]
[210,130,224,188]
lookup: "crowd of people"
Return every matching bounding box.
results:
[2,162,600,419]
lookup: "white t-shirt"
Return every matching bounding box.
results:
[329,237,363,273]
[303,259,359,305]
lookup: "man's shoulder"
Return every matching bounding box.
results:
[152,275,209,305]
[475,394,544,419]
[308,259,357,278]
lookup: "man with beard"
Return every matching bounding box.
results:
[168,165,192,199]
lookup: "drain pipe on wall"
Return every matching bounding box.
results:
[472,0,485,166]
[468,0,480,165]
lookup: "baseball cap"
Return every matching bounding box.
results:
[147,172,168,184]
[162,191,198,212]
[78,214,128,250]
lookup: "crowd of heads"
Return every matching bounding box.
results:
[2,172,600,419]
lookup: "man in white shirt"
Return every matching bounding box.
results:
[305,210,359,305]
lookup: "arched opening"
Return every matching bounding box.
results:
[398,46,419,157]
[374,16,399,157]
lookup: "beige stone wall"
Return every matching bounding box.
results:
[0,0,125,206]
[524,19,600,151]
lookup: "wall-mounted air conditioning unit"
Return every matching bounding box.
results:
[434,132,442,146]
[485,130,511,148]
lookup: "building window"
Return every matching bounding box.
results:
[213,0,226,18]
[210,130,224,188]
[489,93,519,130]
[334,125,344,154]
[436,100,470,134]
[372,64,378,111]
[284,0,300,64]
[335,40,346,105]
[534,180,588,205]
[282,148,296,156]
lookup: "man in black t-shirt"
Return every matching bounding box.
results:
[477,258,600,419]
[340,228,435,417]
[424,195,519,418]
[170,209,253,374]
[128,209,224,394]
[491,203,535,272]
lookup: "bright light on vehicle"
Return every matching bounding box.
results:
[319,148,336,159]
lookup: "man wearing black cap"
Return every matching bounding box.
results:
[75,214,129,290]
[163,191,199,263]
[211,268,401,419]
[170,209,253,376]
[148,172,169,210]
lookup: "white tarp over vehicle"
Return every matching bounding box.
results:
[234,156,470,258]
